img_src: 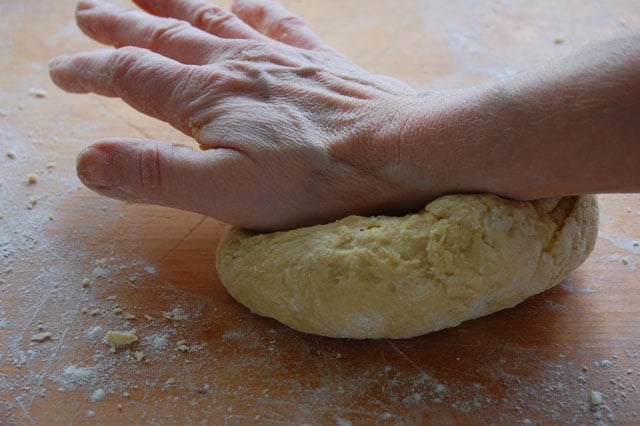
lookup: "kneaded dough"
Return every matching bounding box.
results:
[216,194,598,339]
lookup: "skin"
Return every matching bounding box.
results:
[49,0,640,231]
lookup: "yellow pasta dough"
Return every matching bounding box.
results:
[216,194,598,339]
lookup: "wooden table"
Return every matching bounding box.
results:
[1,0,639,424]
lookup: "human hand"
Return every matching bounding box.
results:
[49,0,456,231]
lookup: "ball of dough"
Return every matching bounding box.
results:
[216,194,598,339]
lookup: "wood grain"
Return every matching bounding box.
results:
[1,0,639,424]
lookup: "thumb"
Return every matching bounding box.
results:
[76,138,241,218]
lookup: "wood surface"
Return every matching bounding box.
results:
[1,0,639,424]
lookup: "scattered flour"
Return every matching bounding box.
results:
[59,365,97,388]
[336,417,353,426]
[146,334,170,350]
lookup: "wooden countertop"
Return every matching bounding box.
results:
[1,0,639,424]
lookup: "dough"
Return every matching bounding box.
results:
[216,194,598,339]
[104,329,138,347]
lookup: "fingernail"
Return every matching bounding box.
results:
[77,0,101,11]
[76,146,114,189]
[48,55,69,70]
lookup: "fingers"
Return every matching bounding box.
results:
[133,0,329,50]
[231,0,328,50]
[49,47,215,136]
[76,0,227,65]
[75,1,300,67]
[76,139,246,223]
[132,0,269,42]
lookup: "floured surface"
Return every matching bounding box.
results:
[2,196,639,424]
[217,195,598,338]
[2,0,640,424]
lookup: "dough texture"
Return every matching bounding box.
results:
[216,194,598,339]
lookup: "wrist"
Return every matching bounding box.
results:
[324,84,504,216]
[380,87,492,204]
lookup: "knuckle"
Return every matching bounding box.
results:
[271,15,306,36]
[109,46,145,86]
[138,142,163,196]
[236,41,294,66]
[238,40,267,61]
[170,70,230,135]
[195,6,237,33]
[147,18,192,51]
[113,45,142,59]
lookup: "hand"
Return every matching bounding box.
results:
[49,0,444,231]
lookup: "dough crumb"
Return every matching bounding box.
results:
[81,278,90,288]
[104,329,138,348]
[124,313,136,320]
[175,340,189,352]
[27,196,37,209]
[164,377,176,387]
[28,88,47,98]
[163,307,186,321]
[31,332,52,342]
[134,351,145,362]
[87,326,103,339]
[90,388,106,402]
[590,390,604,409]
[27,173,37,185]
[112,307,123,315]
[6,150,16,159]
